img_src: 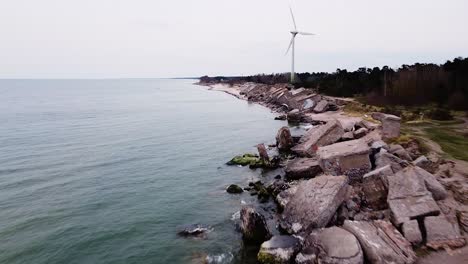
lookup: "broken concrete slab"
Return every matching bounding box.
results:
[412,155,430,170]
[425,215,466,250]
[292,120,344,157]
[353,127,368,139]
[375,148,409,173]
[387,166,441,226]
[276,126,294,152]
[342,220,416,264]
[285,158,322,180]
[412,166,448,201]
[257,235,301,264]
[341,131,354,141]
[389,144,413,161]
[362,165,393,210]
[281,175,348,233]
[402,220,423,246]
[317,139,371,182]
[301,226,364,264]
[313,100,329,113]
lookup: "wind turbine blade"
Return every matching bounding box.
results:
[289,6,297,30]
[285,36,294,55]
[298,32,315,36]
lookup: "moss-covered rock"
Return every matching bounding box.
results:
[226,184,244,194]
[227,154,260,166]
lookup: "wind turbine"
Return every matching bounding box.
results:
[285,6,315,83]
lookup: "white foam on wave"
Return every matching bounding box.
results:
[205,252,234,264]
[231,210,240,221]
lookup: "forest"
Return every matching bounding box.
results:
[200,57,468,110]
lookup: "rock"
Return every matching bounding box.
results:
[302,99,315,110]
[402,220,423,246]
[387,166,441,226]
[177,224,212,237]
[371,112,386,121]
[276,185,298,209]
[292,120,344,157]
[257,143,270,162]
[362,165,393,210]
[313,100,329,113]
[341,131,354,141]
[370,140,388,152]
[266,179,289,196]
[276,126,294,151]
[240,206,272,244]
[411,166,448,201]
[227,153,261,166]
[226,184,243,194]
[389,144,412,161]
[317,139,372,182]
[281,175,348,233]
[342,220,416,264]
[295,252,317,264]
[287,109,301,122]
[300,226,364,264]
[457,210,468,232]
[284,158,322,180]
[359,120,380,130]
[257,235,301,264]
[375,149,409,173]
[275,114,287,120]
[353,127,368,139]
[425,215,466,250]
[412,155,430,170]
[383,115,401,139]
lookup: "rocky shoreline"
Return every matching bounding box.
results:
[199,81,468,264]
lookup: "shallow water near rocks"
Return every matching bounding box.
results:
[0,79,287,264]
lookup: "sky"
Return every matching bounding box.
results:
[0,0,467,78]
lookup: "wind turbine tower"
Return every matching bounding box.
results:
[285,6,315,83]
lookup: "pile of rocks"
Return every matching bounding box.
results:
[234,109,466,263]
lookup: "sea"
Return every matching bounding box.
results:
[0,79,288,264]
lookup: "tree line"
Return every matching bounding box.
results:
[200,57,468,110]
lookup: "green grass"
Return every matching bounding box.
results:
[424,127,468,161]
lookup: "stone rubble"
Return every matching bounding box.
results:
[200,82,468,263]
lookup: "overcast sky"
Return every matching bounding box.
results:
[1,0,467,78]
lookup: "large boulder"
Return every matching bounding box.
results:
[425,215,466,250]
[240,206,272,243]
[284,158,322,180]
[387,166,441,226]
[343,220,416,264]
[276,126,294,151]
[299,226,364,264]
[257,235,301,264]
[373,113,401,139]
[317,139,371,182]
[281,175,348,233]
[362,165,393,210]
[292,120,344,157]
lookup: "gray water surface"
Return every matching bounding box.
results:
[0,79,287,264]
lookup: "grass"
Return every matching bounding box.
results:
[424,127,468,161]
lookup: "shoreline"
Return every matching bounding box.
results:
[198,80,468,264]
